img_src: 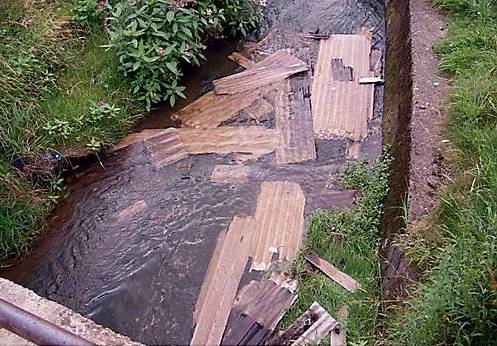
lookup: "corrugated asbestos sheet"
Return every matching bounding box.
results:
[275,76,316,164]
[213,50,308,95]
[311,34,373,141]
[112,129,163,151]
[269,302,339,346]
[146,128,188,168]
[222,278,297,345]
[191,216,253,346]
[211,165,250,184]
[249,181,305,271]
[177,127,280,156]
[171,87,272,128]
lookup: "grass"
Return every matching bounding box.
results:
[0,0,139,261]
[283,151,392,344]
[388,0,497,344]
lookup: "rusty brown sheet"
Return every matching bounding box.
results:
[275,73,316,164]
[111,128,188,168]
[213,50,308,95]
[177,127,280,156]
[146,128,188,168]
[191,216,253,346]
[171,86,274,128]
[111,129,163,151]
[249,181,305,271]
[311,34,373,141]
[211,165,250,184]
[306,252,360,293]
[244,98,274,120]
[222,278,297,345]
[228,52,255,69]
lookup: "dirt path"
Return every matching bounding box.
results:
[409,0,449,226]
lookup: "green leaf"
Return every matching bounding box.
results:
[166,62,178,74]
[166,11,175,22]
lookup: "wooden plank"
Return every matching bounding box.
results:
[305,252,360,293]
[171,86,274,128]
[249,181,305,271]
[214,50,308,95]
[311,34,373,141]
[191,217,253,346]
[269,302,339,346]
[275,71,316,164]
[177,127,280,156]
[228,52,255,69]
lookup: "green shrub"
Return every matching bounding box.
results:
[105,0,260,108]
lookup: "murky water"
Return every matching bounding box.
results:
[2,0,385,344]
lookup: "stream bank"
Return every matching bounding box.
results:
[1,0,394,344]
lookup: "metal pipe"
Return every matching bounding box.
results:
[0,298,94,346]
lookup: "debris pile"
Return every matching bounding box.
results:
[113,28,381,345]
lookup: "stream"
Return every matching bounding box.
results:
[2,0,385,344]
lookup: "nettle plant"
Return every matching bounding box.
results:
[105,0,260,109]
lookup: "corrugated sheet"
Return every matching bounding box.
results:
[222,278,297,345]
[213,50,308,95]
[244,98,273,120]
[191,217,253,346]
[111,128,188,168]
[145,128,188,168]
[171,87,272,128]
[270,302,339,346]
[275,76,316,164]
[211,165,250,183]
[177,127,280,156]
[311,34,373,141]
[111,129,163,152]
[249,181,305,271]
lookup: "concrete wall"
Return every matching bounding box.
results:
[0,278,142,345]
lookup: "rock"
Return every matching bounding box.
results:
[427,175,440,189]
[433,81,440,87]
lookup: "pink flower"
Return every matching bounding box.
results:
[97,101,109,107]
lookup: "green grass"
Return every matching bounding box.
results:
[0,0,139,261]
[388,0,497,344]
[284,151,392,344]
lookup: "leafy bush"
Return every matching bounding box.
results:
[105,0,260,108]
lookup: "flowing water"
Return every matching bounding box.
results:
[2,1,385,344]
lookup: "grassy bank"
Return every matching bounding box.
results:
[0,0,136,261]
[389,0,497,344]
[1,0,259,261]
[284,151,391,344]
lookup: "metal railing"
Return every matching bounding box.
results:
[0,298,94,345]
